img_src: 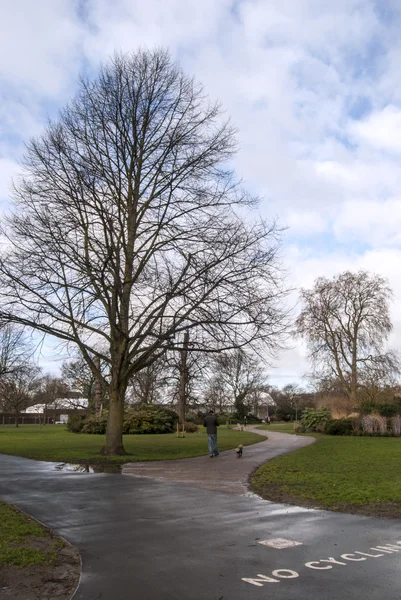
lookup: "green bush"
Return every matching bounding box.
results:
[122,405,178,434]
[183,421,199,433]
[66,414,85,433]
[81,412,108,434]
[300,407,331,432]
[378,404,399,417]
[325,418,354,436]
[276,408,295,422]
[360,402,400,417]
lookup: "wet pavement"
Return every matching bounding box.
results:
[122,428,315,493]
[0,434,401,599]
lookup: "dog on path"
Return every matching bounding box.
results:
[235,444,244,458]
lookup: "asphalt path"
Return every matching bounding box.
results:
[0,432,401,599]
[122,427,315,493]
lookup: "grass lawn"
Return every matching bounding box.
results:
[251,434,401,518]
[0,501,60,567]
[256,422,296,434]
[0,501,80,597]
[0,424,263,465]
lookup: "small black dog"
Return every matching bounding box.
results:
[235,444,244,458]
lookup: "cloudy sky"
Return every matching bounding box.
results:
[1,0,401,385]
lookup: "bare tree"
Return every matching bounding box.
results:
[127,355,169,405]
[0,363,41,426]
[33,375,69,424]
[0,324,32,379]
[209,348,266,418]
[296,270,396,406]
[61,352,109,412]
[0,49,288,454]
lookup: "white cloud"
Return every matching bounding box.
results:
[350,105,401,153]
[1,0,401,384]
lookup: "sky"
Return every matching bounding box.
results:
[1,0,401,387]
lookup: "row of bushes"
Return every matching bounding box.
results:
[296,407,401,437]
[360,402,401,417]
[67,405,204,435]
[68,405,180,435]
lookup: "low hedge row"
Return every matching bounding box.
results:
[67,405,179,435]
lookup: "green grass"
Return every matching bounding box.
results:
[251,434,401,517]
[0,424,263,465]
[256,422,297,434]
[0,502,58,567]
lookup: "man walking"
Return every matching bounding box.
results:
[203,410,219,458]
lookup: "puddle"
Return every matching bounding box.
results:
[54,463,122,474]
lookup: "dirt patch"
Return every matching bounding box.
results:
[0,535,80,599]
[250,482,401,520]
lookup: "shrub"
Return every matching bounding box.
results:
[325,418,354,436]
[123,405,178,434]
[300,407,331,432]
[276,408,295,422]
[378,404,399,418]
[392,415,401,436]
[66,414,85,433]
[183,421,199,433]
[361,414,388,435]
[81,412,108,434]
[360,402,400,418]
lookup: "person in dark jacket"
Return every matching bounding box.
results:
[203,410,219,457]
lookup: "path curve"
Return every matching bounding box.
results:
[123,427,315,494]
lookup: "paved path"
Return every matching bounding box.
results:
[123,427,315,493]
[1,432,401,599]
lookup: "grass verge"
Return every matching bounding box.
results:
[251,434,401,518]
[0,501,59,567]
[0,424,263,465]
[0,501,81,599]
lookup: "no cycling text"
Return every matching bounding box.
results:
[242,540,401,586]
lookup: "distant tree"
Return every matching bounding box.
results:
[33,375,72,424]
[0,324,32,379]
[203,372,229,413]
[0,49,288,454]
[208,349,266,419]
[0,363,41,426]
[127,356,169,405]
[272,383,307,420]
[61,353,102,409]
[297,271,397,406]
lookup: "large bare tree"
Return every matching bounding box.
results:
[0,49,288,454]
[296,270,397,406]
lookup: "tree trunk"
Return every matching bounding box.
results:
[15,409,19,428]
[94,357,102,415]
[178,330,189,426]
[101,380,127,455]
[350,329,358,406]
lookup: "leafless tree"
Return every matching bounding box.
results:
[33,375,69,424]
[296,270,396,406]
[126,355,169,405]
[0,49,288,454]
[61,355,95,405]
[0,324,32,379]
[207,348,267,418]
[0,363,41,426]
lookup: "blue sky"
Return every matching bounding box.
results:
[1,0,401,385]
